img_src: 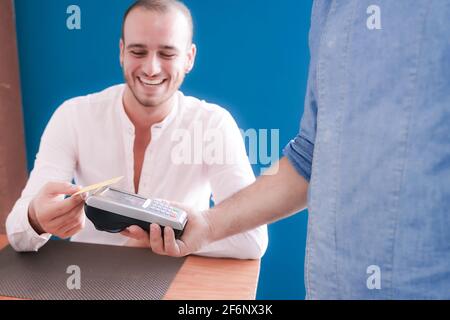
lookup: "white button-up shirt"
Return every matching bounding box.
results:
[6,84,268,259]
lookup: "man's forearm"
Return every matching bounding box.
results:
[206,157,309,242]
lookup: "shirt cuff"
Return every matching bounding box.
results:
[8,202,52,252]
[22,211,52,241]
[283,134,314,182]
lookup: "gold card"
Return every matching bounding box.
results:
[73,176,124,196]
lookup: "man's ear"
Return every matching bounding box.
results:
[185,44,197,74]
[119,38,124,67]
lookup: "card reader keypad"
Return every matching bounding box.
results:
[147,200,178,219]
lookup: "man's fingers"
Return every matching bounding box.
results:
[57,209,85,234]
[44,182,81,196]
[47,204,84,234]
[120,229,131,237]
[49,200,84,225]
[47,194,85,219]
[59,222,84,239]
[175,239,188,256]
[149,224,165,255]
[123,225,148,241]
[164,227,181,257]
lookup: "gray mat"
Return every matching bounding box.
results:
[0,240,186,300]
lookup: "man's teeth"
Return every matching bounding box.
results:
[140,77,164,85]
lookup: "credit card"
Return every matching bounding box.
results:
[73,176,124,196]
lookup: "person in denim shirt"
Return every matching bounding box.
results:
[142,0,450,299]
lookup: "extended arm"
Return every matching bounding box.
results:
[145,157,309,257]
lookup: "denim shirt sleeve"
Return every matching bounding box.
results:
[283,0,330,182]
[283,88,317,183]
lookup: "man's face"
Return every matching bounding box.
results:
[120,8,196,108]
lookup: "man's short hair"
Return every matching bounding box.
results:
[121,0,194,43]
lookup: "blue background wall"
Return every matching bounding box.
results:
[14,0,313,299]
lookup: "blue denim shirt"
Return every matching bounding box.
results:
[284,0,449,299]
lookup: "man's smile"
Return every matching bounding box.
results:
[138,76,166,86]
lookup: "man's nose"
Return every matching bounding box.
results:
[142,53,162,76]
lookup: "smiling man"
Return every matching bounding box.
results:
[6,0,268,259]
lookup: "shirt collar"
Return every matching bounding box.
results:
[116,84,180,136]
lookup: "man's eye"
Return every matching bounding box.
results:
[160,53,176,59]
[131,51,146,56]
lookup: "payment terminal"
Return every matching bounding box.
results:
[84,187,187,239]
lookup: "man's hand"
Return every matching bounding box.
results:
[121,205,213,257]
[28,182,86,239]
